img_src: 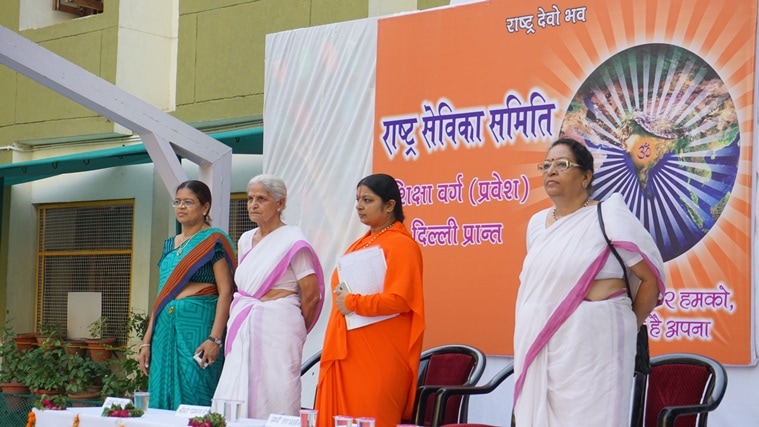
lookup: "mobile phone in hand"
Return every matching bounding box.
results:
[193,350,208,369]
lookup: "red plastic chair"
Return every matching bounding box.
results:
[429,363,514,427]
[632,353,727,427]
[300,350,322,409]
[302,345,485,424]
[411,344,487,426]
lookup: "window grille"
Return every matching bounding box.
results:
[228,193,257,245]
[36,201,134,344]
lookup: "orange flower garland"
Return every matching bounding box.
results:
[26,409,80,427]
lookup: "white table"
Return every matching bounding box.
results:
[34,406,266,427]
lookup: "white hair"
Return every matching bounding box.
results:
[248,174,287,210]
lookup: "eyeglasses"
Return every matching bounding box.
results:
[537,158,581,173]
[172,199,197,208]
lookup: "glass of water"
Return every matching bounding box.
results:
[356,417,376,427]
[224,400,243,422]
[300,409,318,427]
[334,415,353,427]
[133,391,150,412]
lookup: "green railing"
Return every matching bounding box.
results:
[0,393,104,427]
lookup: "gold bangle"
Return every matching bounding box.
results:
[139,343,151,349]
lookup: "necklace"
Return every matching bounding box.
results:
[361,223,394,248]
[177,227,204,255]
[553,198,590,221]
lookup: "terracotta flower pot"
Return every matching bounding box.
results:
[85,338,117,362]
[68,390,101,407]
[0,382,30,411]
[12,333,37,351]
[0,382,30,394]
[63,340,87,356]
[33,388,62,396]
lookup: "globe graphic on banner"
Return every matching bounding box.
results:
[561,44,740,262]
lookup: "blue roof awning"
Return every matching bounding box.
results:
[0,127,263,186]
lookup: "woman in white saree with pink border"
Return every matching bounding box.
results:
[213,225,324,418]
[213,175,325,419]
[513,139,665,427]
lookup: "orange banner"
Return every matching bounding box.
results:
[374,0,755,364]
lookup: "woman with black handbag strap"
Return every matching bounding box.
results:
[513,137,666,427]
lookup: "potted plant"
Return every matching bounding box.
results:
[0,321,30,394]
[62,338,87,357]
[100,310,149,398]
[64,352,106,404]
[35,321,64,347]
[85,316,116,362]
[101,349,148,398]
[125,310,148,343]
[12,331,37,351]
[21,343,68,395]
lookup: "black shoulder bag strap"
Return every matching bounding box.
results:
[597,202,651,376]
[597,203,630,298]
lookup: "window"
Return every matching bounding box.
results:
[54,0,104,17]
[36,201,133,344]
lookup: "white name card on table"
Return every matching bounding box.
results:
[102,397,132,408]
[265,414,301,427]
[176,404,212,418]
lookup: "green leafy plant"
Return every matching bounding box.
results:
[64,352,108,395]
[0,321,25,384]
[88,316,108,339]
[100,347,148,397]
[36,321,65,349]
[21,344,68,392]
[125,310,149,341]
[86,316,116,363]
[37,321,64,338]
[99,309,150,397]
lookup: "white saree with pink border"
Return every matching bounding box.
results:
[513,194,665,426]
[213,225,324,419]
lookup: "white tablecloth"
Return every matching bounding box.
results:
[34,407,266,427]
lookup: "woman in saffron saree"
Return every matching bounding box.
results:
[315,173,425,427]
[513,139,665,426]
[138,180,236,410]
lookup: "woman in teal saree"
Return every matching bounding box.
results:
[138,180,236,410]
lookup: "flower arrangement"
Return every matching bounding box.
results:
[25,411,35,427]
[188,412,226,427]
[101,402,145,417]
[34,394,68,410]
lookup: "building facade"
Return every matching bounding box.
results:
[0,0,448,337]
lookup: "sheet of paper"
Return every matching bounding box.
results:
[337,246,398,330]
[175,404,212,418]
[265,414,301,427]
[102,397,131,409]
